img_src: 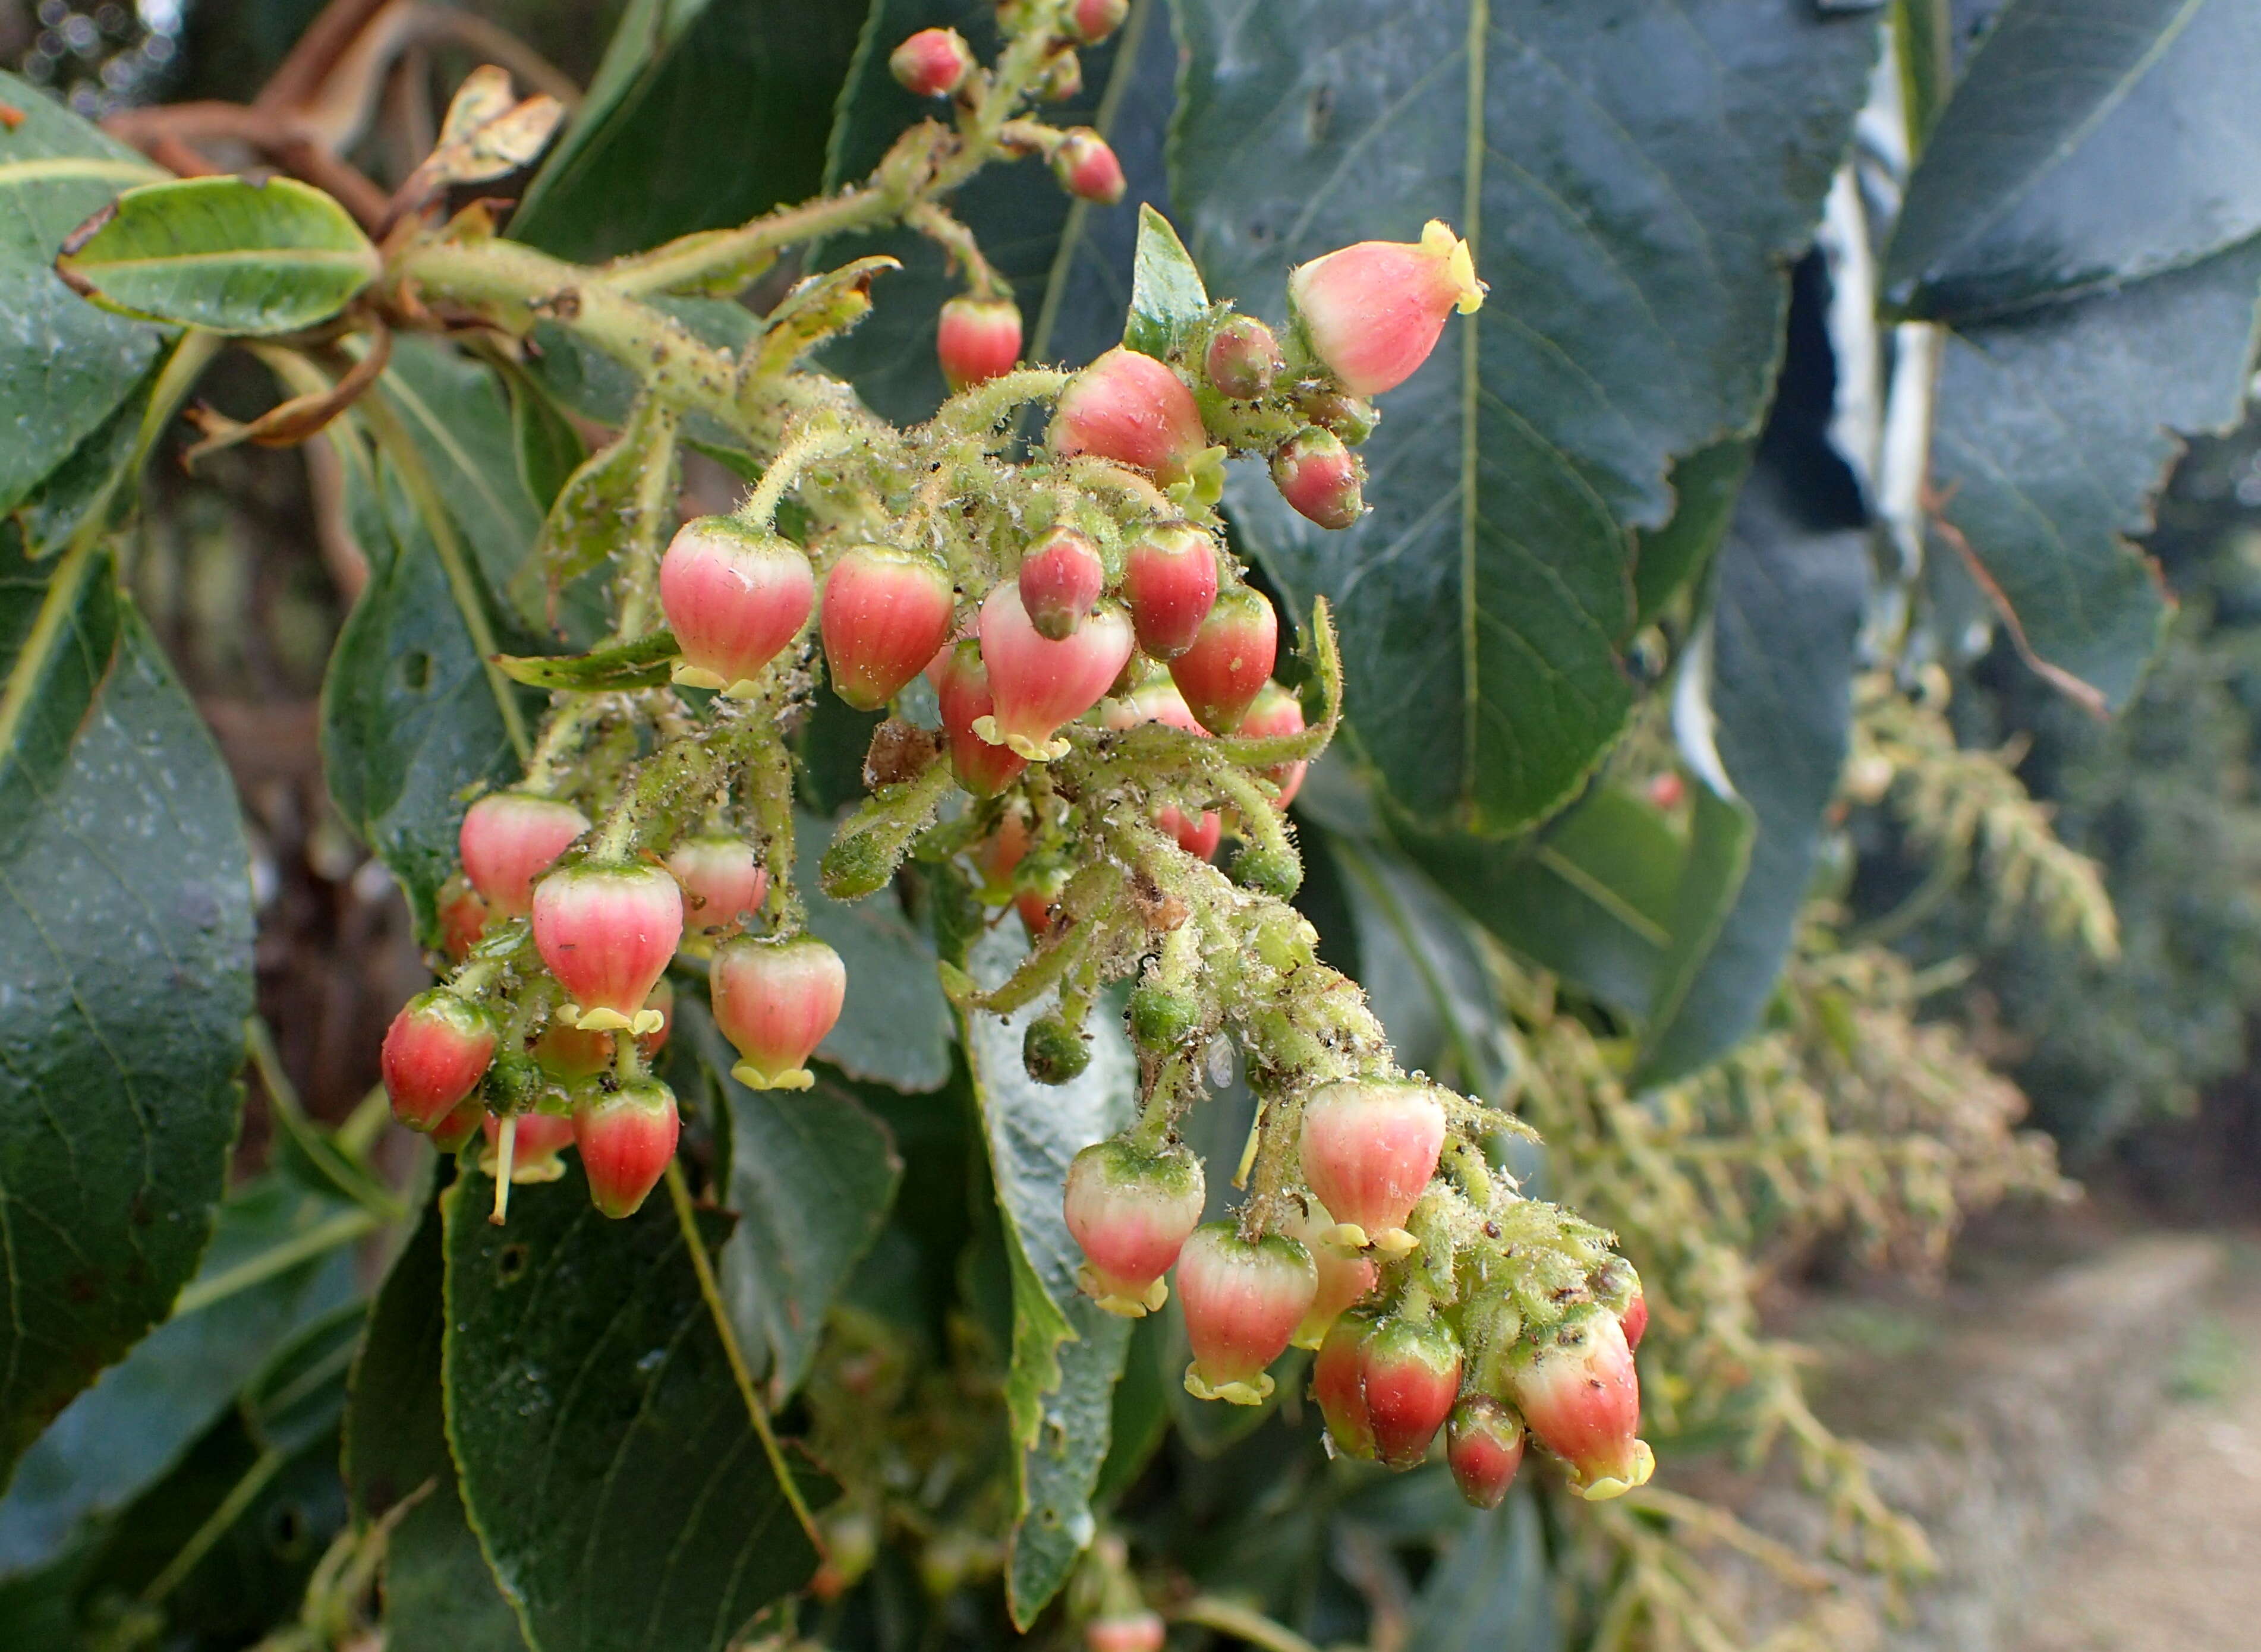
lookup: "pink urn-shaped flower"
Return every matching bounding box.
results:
[1169,585,1277,735]
[1283,1197,1377,1349]
[459,792,588,916]
[972,584,1134,761]
[483,1111,577,1183]
[1361,1313,1463,1468]
[710,932,846,1091]
[1507,1309,1654,1500]
[1176,1222,1315,1405]
[575,1076,681,1219]
[1120,521,1218,659]
[937,294,1022,391]
[1237,681,1309,807]
[1270,426,1366,529]
[1018,526,1107,641]
[1313,1309,1382,1458]
[820,544,958,711]
[532,862,683,1033]
[1050,348,1211,485]
[666,834,766,934]
[928,639,1029,796]
[381,989,496,1131]
[1287,219,1487,396]
[1063,1138,1206,1317]
[1447,1395,1527,1509]
[659,518,815,696]
[1296,1079,1446,1254]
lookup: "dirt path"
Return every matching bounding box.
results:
[2011,1297,2261,1652]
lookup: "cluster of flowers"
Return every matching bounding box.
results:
[371,8,1645,1517]
[1067,1083,1651,1506]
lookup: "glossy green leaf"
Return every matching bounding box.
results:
[0,69,166,515]
[1406,1489,1560,1652]
[56,175,376,334]
[344,1191,525,1652]
[512,0,865,264]
[799,810,955,1092]
[1405,784,1684,1019]
[820,0,1164,422]
[1123,203,1210,361]
[0,534,256,1489]
[958,926,1136,1626]
[318,418,541,929]
[442,1163,821,1652]
[1634,439,1755,627]
[1173,0,1880,830]
[1886,0,2261,321]
[1928,234,2261,713]
[497,629,679,691]
[1632,473,1867,1086]
[15,358,158,559]
[1629,773,1757,1089]
[0,1178,358,1577]
[662,1003,903,1401]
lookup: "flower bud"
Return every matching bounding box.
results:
[531,863,683,1033]
[1297,388,1379,447]
[1620,1287,1649,1352]
[1270,427,1365,529]
[1052,128,1125,204]
[928,641,1030,796]
[1447,1395,1526,1509]
[575,1076,681,1219]
[1283,1197,1377,1350]
[1296,1079,1446,1253]
[659,518,815,695]
[1050,348,1208,483]
[710,933,846,1091]
[1507,1310,1654,1500]
[1064,1138,1205,1316]
[889,26,974,97]
[1034,47,1081,100]
[936,294,1023,392]
[1237,680,1309,807]
[1287,219,1486,396]
[821,545,958,711]
[436,876,489,961]
[972,585,1134,761]
[1067,0,1129,43]
[1018,527,1106,641]
[1120,521,1218,658]
[1127,985,1199,1052]
[1362,1314,1462,1468]
[1024,1012,1091,1084]
[666,834,766,934]
[1087,1612,1165,1652]
[481,1111,576,1183]
[1229,843,1300,900]
[1176,1223,1315,1404]
[1312,1309,1382,1458]
[459,792,588,916]
[1203,315,1281,400]
[382,989,497,1131]
[1168,585,1276,734]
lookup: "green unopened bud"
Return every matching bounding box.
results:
[1025,1013,1092,1084]
[1128,985,1200,1052]
[1231,843,1303,900]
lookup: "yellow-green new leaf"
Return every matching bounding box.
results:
[56,175,379,335]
